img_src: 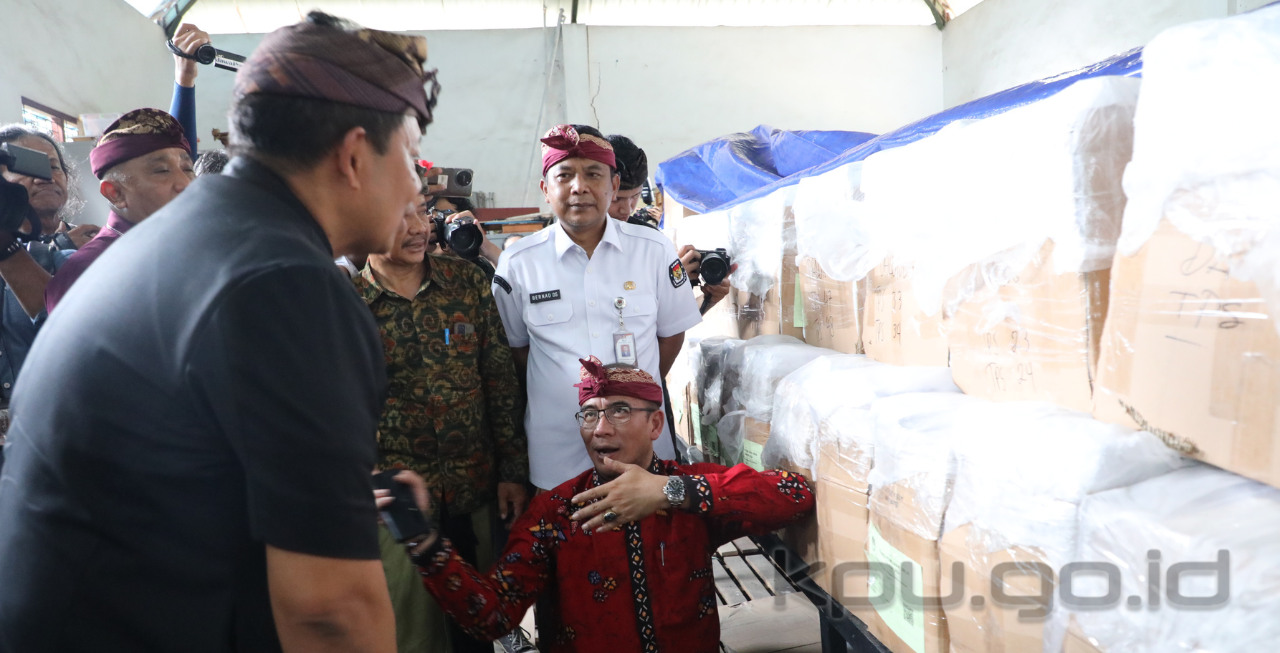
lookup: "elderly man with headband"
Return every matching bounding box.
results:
[381,356,815,652]
[492,124,703,494]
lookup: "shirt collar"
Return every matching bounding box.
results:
[223,156,333,257]
[357,257,440,305]
[553,216,625,259]
[104,211,134,235]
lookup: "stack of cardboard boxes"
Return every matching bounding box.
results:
[666,8,1280,652]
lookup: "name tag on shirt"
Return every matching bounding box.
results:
[530,290,562,304]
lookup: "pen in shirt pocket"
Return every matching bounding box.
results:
[444,328,450,345]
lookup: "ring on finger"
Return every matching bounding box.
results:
[603,511,619,523]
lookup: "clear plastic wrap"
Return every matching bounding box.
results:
[763,355,959,473]
[694,336,744,431]
[728,185,797,297]
[1073,465,1280,653]
[946,239,1111,412]
[859,76,1140,319]
[797,257,864,354]
[792,161,884,283]
[714,335,830,467]
[1117,5,1280,267]
[940,402,1188,653]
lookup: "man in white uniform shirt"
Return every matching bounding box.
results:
[493,124,701,489]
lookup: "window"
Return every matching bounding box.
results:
[21,98,81,143]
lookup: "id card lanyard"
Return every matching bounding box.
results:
[612,297,637,366]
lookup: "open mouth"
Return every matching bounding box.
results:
[594,445,620,457]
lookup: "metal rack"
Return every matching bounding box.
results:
[752,534,893,653]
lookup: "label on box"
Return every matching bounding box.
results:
[866,522,926,653]
[702,421,720,460]
[690,401,702,448]
[793,279,808,328]
[742,440,765,471]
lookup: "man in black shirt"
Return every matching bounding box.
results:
[0,12,440,653]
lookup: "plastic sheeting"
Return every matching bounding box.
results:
[1115,4,1280,335]
[1074,465,1280,653]
[867,392,987,541]
[792,162,876,282]
[764,355,958,472]
[727,185,798,296]
[656,125,876,215]
[705,48,1143,216]
[941,402,1188,653]
[858,75,1140,318]
[716,335,831,464]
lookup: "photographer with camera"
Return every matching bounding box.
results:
[0,126,97,252]
[679,245,736,315]
[356,200,528,653]
[0,141,79,459]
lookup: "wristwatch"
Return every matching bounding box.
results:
[662,475,686,508]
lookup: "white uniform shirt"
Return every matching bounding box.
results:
[493,218,702,489]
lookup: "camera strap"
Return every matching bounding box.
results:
[167,40,245,72]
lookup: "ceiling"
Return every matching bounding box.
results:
[126,0,988,34]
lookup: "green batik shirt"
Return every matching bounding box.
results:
[356,254,527,517]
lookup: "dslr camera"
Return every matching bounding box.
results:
[431,209,484,260]
[693,248,731,286]
[0,142,48,241]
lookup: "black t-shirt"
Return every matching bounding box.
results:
[0,157,387,652]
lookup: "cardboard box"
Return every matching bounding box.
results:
[1093,217,1280,490]
[865,480,950,653]
[940,524,1055,653]
[798,257,864,354]
[742,417,771,471]
[862,257,950,367]
[718,593,821,653]
[814,441,871,603]
[947,239,1110,412]
[737,254,805,340]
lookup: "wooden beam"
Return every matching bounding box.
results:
[921,0,950,30]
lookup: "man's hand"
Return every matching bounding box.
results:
[421,167,447,198]
[678,244,701,282]
[569,457,671,533]
[678,244,735,313]
[172,23,212,88]
[443,210,500,265]
[373,469,431,515]
[63,223,100,248]
[497,482,528,528]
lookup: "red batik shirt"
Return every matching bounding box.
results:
[415,457,815,653]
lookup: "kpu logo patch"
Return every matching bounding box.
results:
[669,260,687,288]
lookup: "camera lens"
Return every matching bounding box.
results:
[455,170,473,187]
[447,222,483,259]
[195,43,217,65]
[700,254,730,286]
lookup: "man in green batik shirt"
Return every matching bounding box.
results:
[355,199,528,653]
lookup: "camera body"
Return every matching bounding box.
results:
[694,248,732,287]
[431,210,484,260]
[0,143,49,241]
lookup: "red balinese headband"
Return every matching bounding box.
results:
[574,356,663,406]
[541,125,616,176]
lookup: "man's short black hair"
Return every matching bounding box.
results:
[227,12,407,174]
[193,149,230,177]
[606,135,647,191]
[427,195,473,212]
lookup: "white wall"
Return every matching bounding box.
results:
[194,25,943,208]
[0,0,174,125]
[941,0,1237,108]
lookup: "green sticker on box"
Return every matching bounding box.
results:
[793,277,808,328]
[742,440,765,471]
[866,522,925,653]
[703,422,720,460]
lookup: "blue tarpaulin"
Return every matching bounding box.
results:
[654,125,877,214]
[658,47,1144,215]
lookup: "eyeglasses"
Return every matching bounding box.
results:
[575,404,658,429]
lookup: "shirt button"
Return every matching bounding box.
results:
[589,300,596,307]
[592,333,599,338]
[547,314,553,320]
[2,383,9,389]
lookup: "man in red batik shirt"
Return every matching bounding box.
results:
[380,356,815,653]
